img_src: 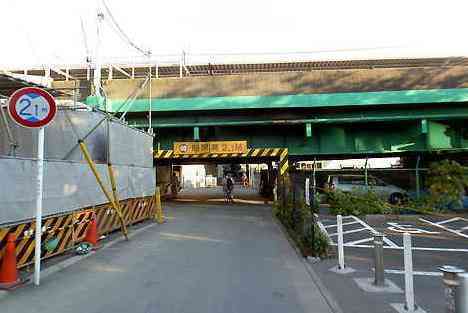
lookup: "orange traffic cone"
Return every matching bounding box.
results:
[0,234,22,290]
[84,215,99,248]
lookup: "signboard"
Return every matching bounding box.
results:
[174,141,248,155]
[8,87,57,128]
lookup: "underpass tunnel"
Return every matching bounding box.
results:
[156,160,279,205]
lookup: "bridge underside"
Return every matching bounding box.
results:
[57,59,468,159]
[141,106,468,159]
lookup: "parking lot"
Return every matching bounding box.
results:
[319,214,468,273]
[310,214,468,312]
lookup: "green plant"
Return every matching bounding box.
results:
[309,192,320,214]
[302,223,329,258]
[327,190,391,216]
[425,160,468,211]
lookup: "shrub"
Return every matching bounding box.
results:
[274,190,328,257]
[425,160,468,211]
[302,223,329,258]
[328,190,391,216]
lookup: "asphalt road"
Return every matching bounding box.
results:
[1,199,335,313]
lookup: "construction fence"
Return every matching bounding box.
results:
[0,195,156,269]
[0,107,157,270]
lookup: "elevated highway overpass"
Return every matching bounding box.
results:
[17,57,468,160]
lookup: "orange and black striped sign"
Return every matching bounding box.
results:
[155,147,289,175]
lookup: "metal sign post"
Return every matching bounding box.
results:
[8,87,56,286]
[34,127,45,286]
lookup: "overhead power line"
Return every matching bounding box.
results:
[80,17,92,64]
[100,0,151,58]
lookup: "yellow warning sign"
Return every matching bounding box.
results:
[174,141,248,155]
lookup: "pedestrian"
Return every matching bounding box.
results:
[241,172,248,188]
[171,172,180,196]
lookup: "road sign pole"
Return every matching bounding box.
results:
[34,127,45,286]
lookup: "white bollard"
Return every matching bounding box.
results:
[305,178,310,206]
[403,233,416,311]
[337,215,345,269]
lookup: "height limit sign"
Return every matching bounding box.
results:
[8,87,57,287]
[8,87,56,128]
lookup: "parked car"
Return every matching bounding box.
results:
[325,174,407,204]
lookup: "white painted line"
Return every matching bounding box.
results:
[457,226,468,232]
[316,219,334,245]
[383,236,400,248]
[436,217,463,225]
[385,269,442,277]
[329,227,369,237]
[345,237,373,246]
[420,218,468,239]
[350,215,400,248]
[351,216,378,234]
[412,246,468,252]
[334,243,468,253]
[324,221,360,229]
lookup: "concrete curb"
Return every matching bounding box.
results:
[272,216,345,313]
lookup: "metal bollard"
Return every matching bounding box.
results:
[456,273,468,313]
[373,233,385,286]
[439,265,465,313]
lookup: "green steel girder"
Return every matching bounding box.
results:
[127,106,468,128]
[152,120,468,156]
[86,87,468,113]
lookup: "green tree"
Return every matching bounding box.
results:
[426,160,468,210]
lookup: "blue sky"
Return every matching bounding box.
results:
[1,0,467,67]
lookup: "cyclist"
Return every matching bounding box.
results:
[223,174,234,203]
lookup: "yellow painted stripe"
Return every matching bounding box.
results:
[0,228,9,242]
[280,162,289,175]
[251,149,261,157]
[19,239,35,265]
[14,224,27,239]
[280,148,288,160]
[261,148,271,157]
[271,148,281,156]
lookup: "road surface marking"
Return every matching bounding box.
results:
[437,217,464,225]
[345,237,374,246]
[383,237,400,248]
[324,220,360,228]
[329,227,370,237]
[387,222,439,235]
[331,243,468,252]
[322,215,400,247]
[419,218,468,239]
[384,269,442,276]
